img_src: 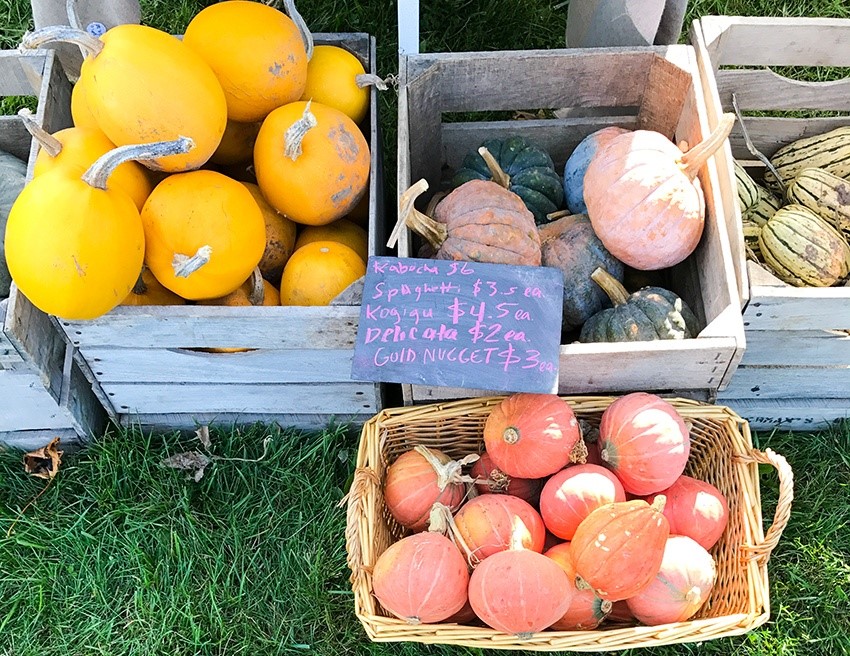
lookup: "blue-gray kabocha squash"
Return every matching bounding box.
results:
[563,126,629,214]
[579,268,699,342]
[539,214,624,331]
[451,136,564,225]
[0,149,28,298]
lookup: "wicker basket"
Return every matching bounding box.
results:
[344,396,793,651]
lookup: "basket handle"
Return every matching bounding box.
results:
[736,448,794,565]
[342,467,381,584]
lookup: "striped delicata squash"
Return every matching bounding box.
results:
[764,126,850,193]
[758,204,850,287]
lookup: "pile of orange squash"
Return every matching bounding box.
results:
[373,391,729,635]
[5,0,372,321]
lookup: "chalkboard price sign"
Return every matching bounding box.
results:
[352,256,564,394]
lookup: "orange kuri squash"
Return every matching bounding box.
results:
[583,114,734,270]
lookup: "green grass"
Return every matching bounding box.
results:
[1,0,850,654]
[1,422,848,656]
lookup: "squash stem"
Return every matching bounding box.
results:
[173,245,213,279]
[399,180,448,250]
[284,100,317,161]
[355,73,387,91]
[478,146,511,189]
[680,113,735,181]
[429,502,477,569]
[82,136,194,190]
[413,445,477,490]
[569,439,588,464]
[282,0,313,60]
[502,426,520,445]
[486,467,511,493]
[131,269,147,296]
[248,267,264,306]
[600,600,614,616]
[20,26,103,58]
[18,108,62,158]
[546,209,573,222]
[590,267,630,306]
[651,494,667,513]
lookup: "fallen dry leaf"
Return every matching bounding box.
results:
[195,425,212,451]
[161,451,211,482]
[23,437,63,480]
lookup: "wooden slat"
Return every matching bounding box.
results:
[395,61,413,258]
[0,370,76,432]
[104,382,380,415]
[740,329,850,367]
[691,20,751,307]
[60,305,361,349]
[671,50,745,367]
[441,117,639,173]
[408,338,738,403]
[715,397,850,431]
[5,287,67,400]
[120,411,375,432]
[0,118,31,162]
[0,300,25,369]
[728,117,850,161]
[720,365,850,400]
[407,48,661,113]
[700,16,850,68]
[717,69,850,112]
[742,265,850,330]
[0,428,81,451]
[636,54,692,139]
[0,49,45,96]
[558,338,739,393]
[82,347,357,384]
[404,56,443,197]
[366,34,384,258]
[63,346,106,440]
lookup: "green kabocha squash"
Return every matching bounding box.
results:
[758,204,850,287]
[0,149,27,298]
[451,136,564,225]
[734,160,760,215]
[764,126,850,193]
[580,268,699,343]
[539,214,624,331]
[786,167,850,240]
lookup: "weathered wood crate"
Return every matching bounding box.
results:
[693,16,850,430]
[396,46,745,405]
[0,49,106,449]
[6,34,385,432]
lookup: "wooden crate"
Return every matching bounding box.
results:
[693,16,850,430]
[0,49,106,449]
[6,34,385,432]
[396,46,745,404]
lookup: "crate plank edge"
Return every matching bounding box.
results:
[692,16,850,429]
[0,49,106,448]
[7,34,384,432]
[396,45,746,404]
